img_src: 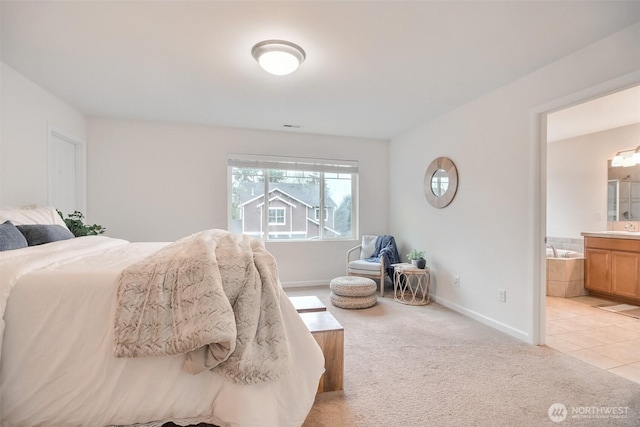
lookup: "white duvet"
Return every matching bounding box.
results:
[0,236,324,427]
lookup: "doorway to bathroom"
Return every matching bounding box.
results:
[542,83,640,384]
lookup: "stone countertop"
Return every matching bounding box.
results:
[581,231,640,240]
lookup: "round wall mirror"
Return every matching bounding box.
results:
[424,157,458,208]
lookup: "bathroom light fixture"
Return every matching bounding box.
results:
[251,40,306,76]
[611,153,624,167]
[611,146,640,167]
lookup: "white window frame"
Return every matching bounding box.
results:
[228,154,358,241]
[269,207,286,225]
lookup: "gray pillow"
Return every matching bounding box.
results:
[0,221,28,251]
[17,224,74,246]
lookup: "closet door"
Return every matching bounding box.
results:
[48,129,82,214]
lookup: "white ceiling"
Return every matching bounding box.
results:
[547,85,640,143]
[2,1,640,140]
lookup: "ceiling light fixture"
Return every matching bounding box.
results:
[251,40,306,76]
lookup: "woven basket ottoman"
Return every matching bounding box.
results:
[329,276,377,309]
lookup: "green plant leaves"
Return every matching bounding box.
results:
[57,210,105,237]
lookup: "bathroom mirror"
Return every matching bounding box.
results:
[607,160,640,221]
[424,157,458,208]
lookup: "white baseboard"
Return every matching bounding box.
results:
[432,294,531,343]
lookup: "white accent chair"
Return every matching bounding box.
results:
[346,235,387,296]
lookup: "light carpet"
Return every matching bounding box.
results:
[286,286,640,427]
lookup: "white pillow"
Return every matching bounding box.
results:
[360,235,378,259]
[0,206,70,230]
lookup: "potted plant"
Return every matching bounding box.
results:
[407,249,426,268]
[57,210,106,237]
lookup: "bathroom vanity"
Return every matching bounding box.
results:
[581,231,640,304]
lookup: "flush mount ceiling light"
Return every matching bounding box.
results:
[251,40,306,76]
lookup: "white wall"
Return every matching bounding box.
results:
[389,23,640,343]
[547,123,640,239]
[87,118,389,286]
[0,63,3,203]
[0,62,87,208]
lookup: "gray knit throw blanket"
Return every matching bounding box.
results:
[113,229,291,384]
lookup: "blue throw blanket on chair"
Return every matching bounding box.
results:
[365,235,401,278]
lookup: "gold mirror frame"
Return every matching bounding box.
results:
[424,157,458,208]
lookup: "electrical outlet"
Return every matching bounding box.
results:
[454,275,460,287]
[498,288,506,302]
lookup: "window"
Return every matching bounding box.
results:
[269,207,286,224]
[314,207,329,221]
[228,154,358,241]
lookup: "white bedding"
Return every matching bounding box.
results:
[0,236,324,426]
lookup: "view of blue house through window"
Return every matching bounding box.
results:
[228,154,357,240]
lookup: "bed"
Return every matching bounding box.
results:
[0,207,324,427]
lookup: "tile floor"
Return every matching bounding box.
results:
[546,295,640,385]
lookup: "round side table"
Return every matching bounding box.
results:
[392,263,430,306]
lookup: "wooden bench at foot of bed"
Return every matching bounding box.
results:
[293,298,343,393]
[289,295,327,313]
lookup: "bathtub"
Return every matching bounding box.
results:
[546,251,586,297]
[546,248,584,259]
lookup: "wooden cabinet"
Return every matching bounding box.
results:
[585,248,611,294]
[611,251,640,299]
[584,237,640,304]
